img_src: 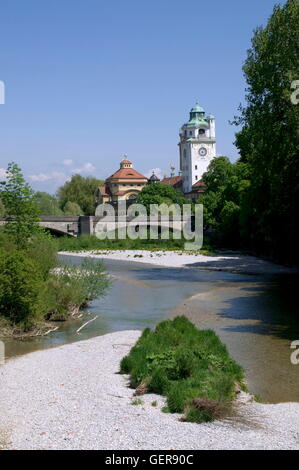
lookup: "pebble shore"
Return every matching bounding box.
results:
[0,331,298,450]
[59,250,298,275]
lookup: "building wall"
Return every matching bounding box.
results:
[179,118,216,193]
[108,180,147,201]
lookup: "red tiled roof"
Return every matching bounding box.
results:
[161,176,183,186]
[99,185,109,196]
[121,159,132,164]
[192,180,206,188]
[108,168,147,179]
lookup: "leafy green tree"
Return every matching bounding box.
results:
[34,192,63,216]
[0,163,41,247]
[57,174,103,215]
[26,232,58,280]
[63,200,83,216]
[234,0,299,261]
[0,199,5,216]
[200,157,251,245]
[202,157,235,194]
[0,250,44,327]
[136,182,189,213]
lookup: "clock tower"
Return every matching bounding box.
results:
[179,103,216,193]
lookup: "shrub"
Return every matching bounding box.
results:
[43,275,87,320]
[26,232,58,279]
[44,259,110,320]
[0,250,44,327]
[120,316,245,423]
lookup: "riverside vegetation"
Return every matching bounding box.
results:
[58,233,214,254]
[0,163,110,336]
[121,316,245,423]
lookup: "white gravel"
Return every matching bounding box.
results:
[59,250,298,275]
[0,330,298,450]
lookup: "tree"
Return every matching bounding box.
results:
[200,157,250,245]
[0,199,5,216]
[0,163,41,247]
[34,191,63,216]
[63,201,82,216]
[0,250,44,327]
[57,174,103,215]
[234,0,299,262]
[136,182,189,214]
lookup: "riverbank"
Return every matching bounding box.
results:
[59,250,298,275]
[0,330,298,450]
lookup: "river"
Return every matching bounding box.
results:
[3,255,299,403]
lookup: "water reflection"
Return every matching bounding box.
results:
[2,255,298,403]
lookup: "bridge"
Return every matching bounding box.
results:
[0,214,199,238]
[0,216,93,237]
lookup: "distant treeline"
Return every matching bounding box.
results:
[0,174,104,217]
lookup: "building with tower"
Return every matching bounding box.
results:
[97,156,148,204]
[97,103,216,207]
[178,103,216,197]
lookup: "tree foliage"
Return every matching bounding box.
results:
[34,191,63,216]
[0,199,5,216]
[63,200,82,216]
[0,250,44,327]
[136,182,189,213]
[233,0,299,262]
[200,157,250,246]
[0,162,41,247]
[202,1,299,263]
[57,174,103,215]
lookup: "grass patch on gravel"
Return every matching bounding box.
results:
[120,316,245,423]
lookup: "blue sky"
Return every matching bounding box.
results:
[0,0,283,193]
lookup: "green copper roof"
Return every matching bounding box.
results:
[183,102,209,128]
[181,103,215,130]
[184,118,209,128]
[191,103,205,113]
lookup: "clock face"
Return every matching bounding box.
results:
[199,147,207,157]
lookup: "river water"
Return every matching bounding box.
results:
[3,255,299,403]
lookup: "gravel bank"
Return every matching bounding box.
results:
[0,331,298,450]
[59,250,298,275]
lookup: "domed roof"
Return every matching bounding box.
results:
[148,172,160,183]
[191,103,205,113]
[184,118,209,128]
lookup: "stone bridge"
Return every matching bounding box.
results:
[0,216,92,237]
[0,215,199,238]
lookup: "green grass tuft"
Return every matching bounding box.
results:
[131,398,143,406]
[120,316,245,423]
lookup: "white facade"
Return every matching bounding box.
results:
[179,104,216,193]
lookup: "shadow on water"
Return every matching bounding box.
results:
[216,275,299,340]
